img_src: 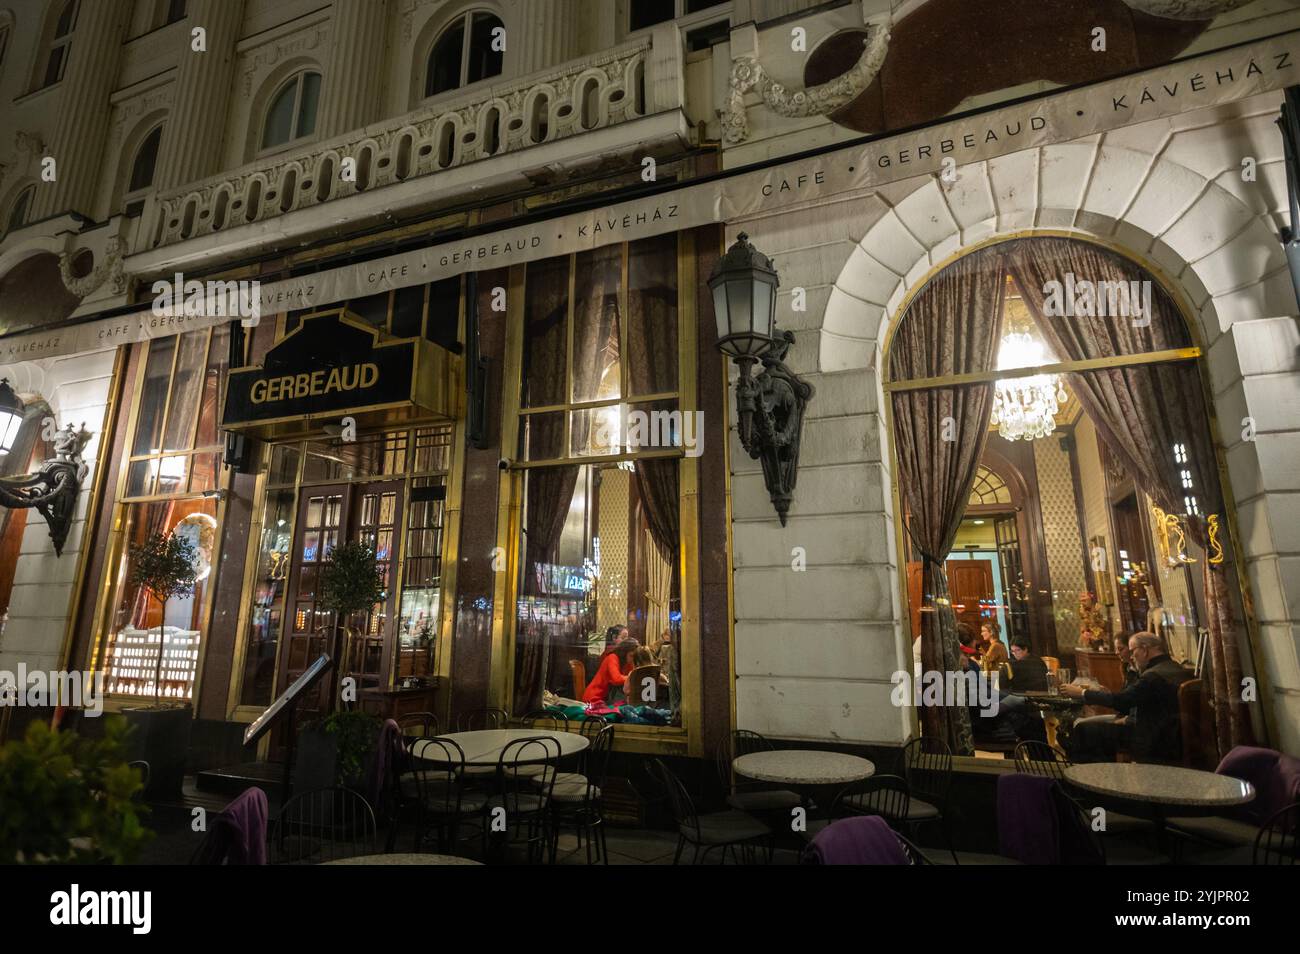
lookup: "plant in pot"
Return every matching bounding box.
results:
[317,540,386,707]
[122,529,198,801]
[0,717,152,864]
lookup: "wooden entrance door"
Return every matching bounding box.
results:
[947,559,993,634]
[278,480,404,721]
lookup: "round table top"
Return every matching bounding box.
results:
[733,750,876,787]
[412,728,589,766]
[321,853,482,866]
[1064,763,1255,807]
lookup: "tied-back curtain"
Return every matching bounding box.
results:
[889,249,1007,756]
[1006,238,1248,755]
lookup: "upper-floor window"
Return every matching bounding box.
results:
[0,25,11,76]
[262,71,321,151]
[424,11,503,98]
[41,0,78,88]
[4,185,34,236]
[165,0,187,25]
[630,0,723,31]
[123,125,163,215]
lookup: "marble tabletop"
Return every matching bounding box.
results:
[321,853,482,865]
[412,729,588,766]
[1064,763,1255,807]
[733,750,876,787]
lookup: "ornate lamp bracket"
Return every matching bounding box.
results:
[0,424,88,556]
[734,331,815,526]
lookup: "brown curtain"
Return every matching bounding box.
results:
[890,249,1007,755]
[1006,237,1248,755]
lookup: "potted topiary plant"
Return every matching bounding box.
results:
[122,529,198,801]
[316,540,385,708]
[0,717,153,864]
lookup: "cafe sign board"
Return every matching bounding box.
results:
[222,308,460,438]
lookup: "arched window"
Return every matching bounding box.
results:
[40,0,79,88]
[0,25,12,77]
[967,466,1011,507]
[261,71,321,151]
[128,126,163,194]
[4,185,34,235]
[424,11,504,98]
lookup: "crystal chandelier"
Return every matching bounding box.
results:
[989,332,1067,441]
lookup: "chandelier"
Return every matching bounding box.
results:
[989,332,1067,442]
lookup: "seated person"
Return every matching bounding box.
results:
[1114,635,1140,688]
[1060,632,1192,763]
[583,639,639,706]
[623,647,668,705]
[979,620,1009,673]
[957,622,980,662]
[1007,637,1049,691]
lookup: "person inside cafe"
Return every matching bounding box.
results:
[623,646,669,705]
[1007,636,1050,691]
[1114,634,1139,688]
[1060,632,1192,763]
[583,638,639,706]
[979,620,1009,674]
[958,623,980,662]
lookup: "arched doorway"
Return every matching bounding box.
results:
[885,235,1259,763]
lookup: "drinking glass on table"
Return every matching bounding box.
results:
[1057,668,1072,689]
[1046,670,1059,695]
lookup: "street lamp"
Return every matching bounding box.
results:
[707,233,815,526]
[0,380,23,457]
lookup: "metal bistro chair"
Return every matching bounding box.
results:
[485,735,560,864]
[549,722,615,864]
[1254,803,1300,865]
[457,707,512,785]
[718,730,803,816]
[649,758,773,865]
[272,787,378,865]
[397,710,440,738]
[513,709,570,781]
[895,737,959,863]
[1014,740,1070,780]
[407,736,488,856]
[829,773,914,843]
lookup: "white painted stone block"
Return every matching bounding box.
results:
[734,619,902,681]
[838,244,904,304]
[861,209,926,277]
[1193,220,1288,296]
[735,675,910,743]
[733,512,895,568]
[893,182,959,252]
[987,149,1040,230]
[731,461,888,522]
[734,563,896,622]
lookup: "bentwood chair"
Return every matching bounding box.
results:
[1014,740,1070,780]
[485,736,561,864]
[514,709,570,780]
[895,737,959,864]
[457,707,509,731]
[1253,803,1300,865]
[272,787,377,864]
[406,736,487,855]
[715,730,802,815]
[649,758,773,865]
[549,723,615,864]
[397,711,440,738]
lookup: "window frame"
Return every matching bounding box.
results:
[39,0,78,89]
[3,184,35,236]
[497,232,704,755]
[422,9,505,101]
[626,0,729,38]
[123,124,164,213]
[258,69,322,156]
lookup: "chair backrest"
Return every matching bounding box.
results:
[580,716,608,738]
[569,659,587,699]
[498,736,561,811]
[733,729,774,758]
[273,786,377,864]
[190,786,269,865]
[835,773,911,824]
[584,724,616,797]
[625,665,663,705]
[410,736,466,803]
[1178,679,1213,769]
[649,758,698,837]
[457,707,509,731]
[1014,740,1070,780]
[1253,802,1300,865]
[519,709,569,731]
[802,815,911,865]
[1041,656,1060,674]
[397,710,440,738]
[1217,745,1300,823]
[900,736,953,803]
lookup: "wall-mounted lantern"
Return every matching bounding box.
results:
[0,381,86,557]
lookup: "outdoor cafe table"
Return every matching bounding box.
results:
[411,729,588,765]
[733,750,875,814]
[1063,762,1255,854]
[321,853,482,865]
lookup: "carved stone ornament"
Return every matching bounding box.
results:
[1119,0,1257,19]
[735,331,815,525]
[0,423,88,557]
[58,237,126,298]
[721,19,891,144]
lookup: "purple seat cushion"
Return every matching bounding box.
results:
[1216,746,1300,823]
[220,786,268,865]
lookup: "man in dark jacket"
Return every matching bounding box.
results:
[1008,637,1049,691]
[1061,632,1192,763]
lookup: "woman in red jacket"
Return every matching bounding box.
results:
[583,640,639,706]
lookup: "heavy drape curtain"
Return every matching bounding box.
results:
[1006,237,1248,756]
[890,250,1007,756]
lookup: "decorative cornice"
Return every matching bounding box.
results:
[721,21,890,144]
[59,237,126,298]
[1118,0,1256,19]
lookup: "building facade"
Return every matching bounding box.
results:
[1,0,1298,770]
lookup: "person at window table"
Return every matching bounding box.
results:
[979,620,1009,674]
[1114,635,1140,688]
[1007,637,1049,691]
[957,623,980,662]
[583,639,639,706]
[1060,632,1192,764]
